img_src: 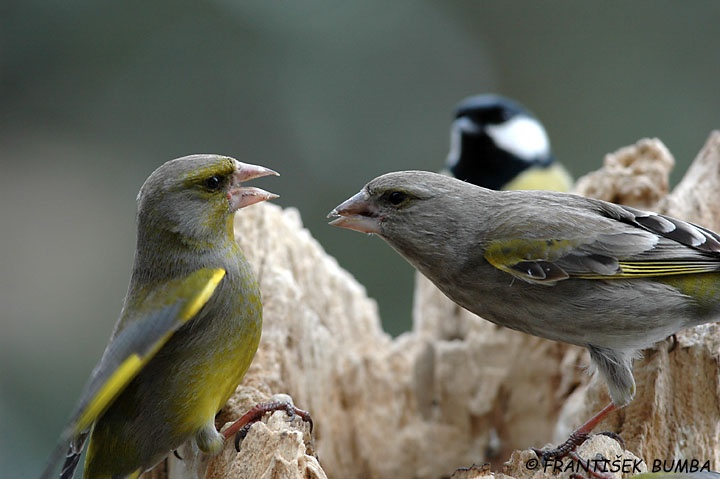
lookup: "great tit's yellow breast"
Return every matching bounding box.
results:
[503,162,573,192]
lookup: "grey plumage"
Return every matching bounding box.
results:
[329,170,720,410]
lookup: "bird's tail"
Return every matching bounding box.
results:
[59,440,84,479]
[39,432,87,479]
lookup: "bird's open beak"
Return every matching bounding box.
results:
[327,190,380,234]
[229,162,280,211]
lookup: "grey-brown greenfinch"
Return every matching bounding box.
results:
[329,170,720,456]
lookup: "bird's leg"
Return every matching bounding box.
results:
[532,402,617,460]
[222,401,313,451]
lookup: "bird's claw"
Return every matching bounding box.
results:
[233,422,253,452]
[532,431,590,462]
[533,430,626,478]
[224,401,313,452]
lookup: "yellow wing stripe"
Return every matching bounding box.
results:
[618,261,718,277]
[575,261,720,279]
[179,268,226,321]
[76,356,142,432]
[72,268,226,434]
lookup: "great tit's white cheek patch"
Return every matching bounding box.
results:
[486,116,550,162]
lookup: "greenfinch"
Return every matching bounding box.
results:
[445,94,573,192]
[40,154,279,479]
[329,170,720,457]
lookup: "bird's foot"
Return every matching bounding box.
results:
[532,431,590,461]
[532,430,625,462]
[534,401,619,462]
[222,400,313,451]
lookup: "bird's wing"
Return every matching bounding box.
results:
[484,203,720,285]
[39,267,226,479]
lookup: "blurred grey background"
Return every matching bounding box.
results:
[2,1,719,476]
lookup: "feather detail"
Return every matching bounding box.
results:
[39,268,225,479]
[484,202,720,284]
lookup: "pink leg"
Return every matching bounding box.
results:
[533,402,617,459]
[222,401,313,451]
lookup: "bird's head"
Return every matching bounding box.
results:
[137,154,278,248]
[446,94,554,190]
[329,171,487,274]
[328,170,470,236]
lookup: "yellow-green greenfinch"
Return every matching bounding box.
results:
[40,154,280,479]
[329,170,720,457]
[445,94,573,191]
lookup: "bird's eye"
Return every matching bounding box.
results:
[387,191,407,206]
[203,175,222,191]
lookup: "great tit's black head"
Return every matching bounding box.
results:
[446,94,553,190]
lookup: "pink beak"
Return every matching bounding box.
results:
[229,161,279,211]
[328,190,381,234]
